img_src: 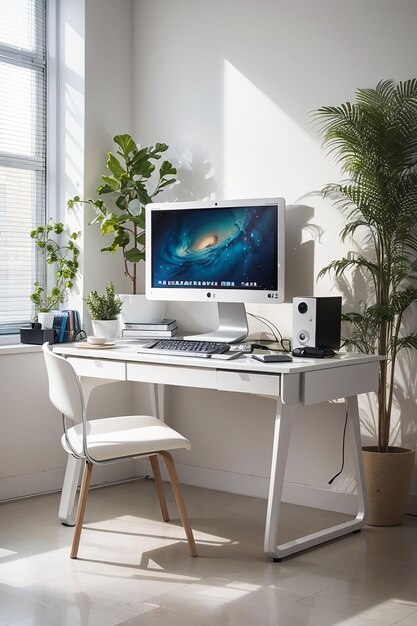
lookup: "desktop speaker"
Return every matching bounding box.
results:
[292,297,342,350]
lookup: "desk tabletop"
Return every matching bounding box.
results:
[53,341,383,376]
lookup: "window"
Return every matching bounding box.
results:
[0,0,47,335]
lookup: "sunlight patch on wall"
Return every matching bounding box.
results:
[223,60,327,203]
[62,22,84,198]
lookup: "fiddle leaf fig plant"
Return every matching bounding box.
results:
[68,134,177,294]
[30,220,79,317]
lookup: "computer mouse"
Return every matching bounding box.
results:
[250,343,270,351]
[292,347,304,356]
[292,347,336,358]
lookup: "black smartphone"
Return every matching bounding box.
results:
[251,350,292,363]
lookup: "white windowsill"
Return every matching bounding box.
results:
[0,340,43,355]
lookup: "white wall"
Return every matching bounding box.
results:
[0,0,136,502]
[3,0,417,510]
[62,0,134,324]
[132,0,417,510]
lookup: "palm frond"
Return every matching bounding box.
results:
[318,256,380,280]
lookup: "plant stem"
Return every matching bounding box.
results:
[133,223,137,294]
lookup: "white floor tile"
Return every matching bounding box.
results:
[1,481,417,626]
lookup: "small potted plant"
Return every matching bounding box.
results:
[84,282,123,338]
[30,220,79,328]
[69,134,177,323]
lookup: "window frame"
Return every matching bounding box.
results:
[0,0,57,345]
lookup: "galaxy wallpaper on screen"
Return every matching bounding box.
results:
[151,206,278,290]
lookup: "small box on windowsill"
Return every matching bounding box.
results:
[20,323,55,345]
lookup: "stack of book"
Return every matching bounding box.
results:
[53,310,82,342]
[122,318,178,339]
[21,309,82,345]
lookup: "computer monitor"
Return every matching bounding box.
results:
[145,198,285,342]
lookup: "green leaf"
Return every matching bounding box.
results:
[128,198,142,216]
[97,183,115,195]
[130,157,155,179]
[113,134,137,157]
[159,160,177,177]
[154,143,168,154]
[126,215,145,228]
[115,195,128,212]
[101,176,120,192]
[134,181,152,205]
[100,214,119,235]
[113,229,130,248]
[107,153,126,179]
[125,247,143,262]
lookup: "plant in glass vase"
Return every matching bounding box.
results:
[30,220,79,327]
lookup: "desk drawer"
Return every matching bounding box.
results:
[302,362,379,404]
[67,357,126,380]
[127,362,217,389]
[217,370,280,396]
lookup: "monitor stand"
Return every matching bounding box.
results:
[185,302,248,344]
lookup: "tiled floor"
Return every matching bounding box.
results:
[1,480,417,625]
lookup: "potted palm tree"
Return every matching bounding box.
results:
[69,134,177,323]
[316,79,417,525]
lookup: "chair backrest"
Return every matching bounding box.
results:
[42,343,84,424]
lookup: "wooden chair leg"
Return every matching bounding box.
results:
[70,460,93,559]
[159,451,197,557]
[149,454,170,522]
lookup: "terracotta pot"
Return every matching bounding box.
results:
[363,446,415,526]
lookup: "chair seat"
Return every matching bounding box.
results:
[62,414,191,462]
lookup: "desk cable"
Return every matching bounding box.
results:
[247,312,292,352]
[328,407,348,485]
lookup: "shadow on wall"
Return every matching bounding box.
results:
[285,203,322,301]
[170,147,219,203]
[321,240,417,455]
[395,305,417,475]
[167,153,325,303]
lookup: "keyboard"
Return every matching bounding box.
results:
[141,338,230,358]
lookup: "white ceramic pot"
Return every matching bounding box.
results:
[119,294,166,324]
[91,319,119,339]
[38,311,55,329]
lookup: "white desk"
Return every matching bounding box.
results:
[54,343,381,560]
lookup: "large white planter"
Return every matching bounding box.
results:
[91,319,119,339]
[119,294,166,324]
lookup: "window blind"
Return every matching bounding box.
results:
[0,0,47,334]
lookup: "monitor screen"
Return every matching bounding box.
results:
[146,198,285,305]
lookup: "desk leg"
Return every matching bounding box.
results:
[346,394,367,523]
[150,383,165,421]
[58,454,82,526]
[265,395,367,560]
[264,401,298,558]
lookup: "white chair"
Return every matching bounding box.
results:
[42,343,197,559]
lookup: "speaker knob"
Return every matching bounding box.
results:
[297,331,309,344]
